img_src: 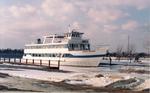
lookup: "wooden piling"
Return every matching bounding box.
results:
[9,58,10,63]
[58,60,60,69]
[49,60,51,68]
[40,60,42,66]
[0,58,2,63]
[4,58,5,62]
[19,58,21,64]
[26,59,28,64]
[14,58,16,63]
[32,59,34,64]
[109,56,112,65]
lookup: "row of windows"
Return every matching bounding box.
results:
[66,33,81,37]
[25,44,90,51]
[24,53,72,57]
[25,45,67,49]
[68,44,90,50]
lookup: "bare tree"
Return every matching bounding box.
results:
[129,44,136,55]
[128,44,136,62]
[116,45,123,62]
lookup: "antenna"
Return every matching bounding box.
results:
[68,24,71,33]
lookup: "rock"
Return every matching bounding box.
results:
[142,88,150,92]
[0,85,8,90]
[95,74,104,78]
[61,79,71,83]
[0,72,10,78]
[106,78,144,89]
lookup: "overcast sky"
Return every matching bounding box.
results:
[0,0,149,52]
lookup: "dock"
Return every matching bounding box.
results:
[0,57,60,70]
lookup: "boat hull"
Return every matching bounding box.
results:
[22,57,102,67]
[58,57,101,67]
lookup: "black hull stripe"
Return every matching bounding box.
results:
[65,54,106,58]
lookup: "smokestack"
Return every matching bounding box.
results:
[37,38,41,44]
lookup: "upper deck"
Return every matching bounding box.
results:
[24,30,91,51]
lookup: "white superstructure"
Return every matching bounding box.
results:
[23,29,107,67]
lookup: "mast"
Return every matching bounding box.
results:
[43,36,46,44]
[127,35,130,54]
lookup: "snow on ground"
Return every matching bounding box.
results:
[135,79,150,91]
[0,58,149,91]
[0,64,73,82]
[0,64,133,87]
[0,78,8,83]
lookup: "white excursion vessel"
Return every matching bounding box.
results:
[23,28,107,67]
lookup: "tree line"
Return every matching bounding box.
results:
[0,49,24,58]
[106,44,150,62]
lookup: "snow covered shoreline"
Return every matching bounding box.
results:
[0,60,149,92]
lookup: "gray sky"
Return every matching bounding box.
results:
[0,0,150,52]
